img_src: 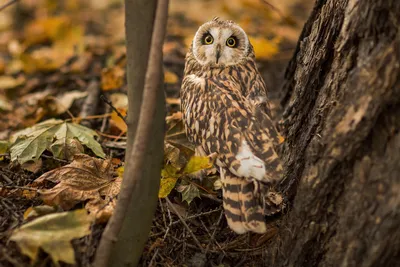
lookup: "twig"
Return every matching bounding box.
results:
[1,173,13,184]
[166,197,205,253]
[261,0,287,21]
[205,210,226,255]
[148,249,159,267]
[99,105,111,141]
[0,0,18,12]
[41,154,69,163]
[65,113,112,123]
[0,185,38,191]
[170,207,221,225]
[200,192,223,203]
[100,94,127,123]
[80,79,101,127]
[95,131,127,140]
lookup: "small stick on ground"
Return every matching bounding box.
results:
[100,95,127,123]
[166,197,205,253]
[80,79,101,127]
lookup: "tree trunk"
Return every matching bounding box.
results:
[94,0,166,266]
[268,0,400,266]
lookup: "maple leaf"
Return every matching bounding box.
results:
[10,119,105,163]
[33,154,121,222]
[10,209,92,265]
[176,183,200,205]
[183,156,213,174]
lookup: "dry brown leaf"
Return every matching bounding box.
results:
[109,93,128,109]
[0,75,25,90]
[42,91,88,115]
[33,154,121,221]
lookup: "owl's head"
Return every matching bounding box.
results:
[191,18,252,67]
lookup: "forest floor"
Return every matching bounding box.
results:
[0,1,312,266]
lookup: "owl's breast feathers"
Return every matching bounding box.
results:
[181,71,283,184]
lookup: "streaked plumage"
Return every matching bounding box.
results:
[181,18,284,234]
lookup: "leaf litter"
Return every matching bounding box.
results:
[0,0,313,266]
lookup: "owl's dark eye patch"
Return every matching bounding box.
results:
[201,32,214,45]
[226,36,239,48]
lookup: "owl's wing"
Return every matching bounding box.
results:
[244,71,272,116]
[181,74,283,184]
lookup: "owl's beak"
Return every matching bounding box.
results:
[215,45,221,64]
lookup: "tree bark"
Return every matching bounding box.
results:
[94,0,167,266]
[268,0,400,266]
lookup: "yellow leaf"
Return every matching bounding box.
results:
[249,36,281,60]
[158,177,178,198]
[0,75,25,90]
[183,156,212,174]
[10,209,92,265]
[0,141,9,160]
[278,134,285,144]
[116,165,124,178]
[101,66,125,91]
[110,108,127,133]
[20,50,63,73]
[164,70,178,84]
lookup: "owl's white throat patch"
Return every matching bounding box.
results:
[231,140,266,180]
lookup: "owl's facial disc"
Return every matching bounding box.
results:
[193,22,249,67]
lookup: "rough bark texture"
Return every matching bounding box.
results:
[267,0,400,266]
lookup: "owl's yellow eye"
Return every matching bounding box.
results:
[204,34,214,45]
[226,37,236,47]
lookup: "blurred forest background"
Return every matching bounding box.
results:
[0,0,313,134]
[0,0,315,266]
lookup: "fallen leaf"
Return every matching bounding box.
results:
[23,205,60,221]
[183,156,213,174]
[10,119,105,164]
[43,91,88,115]
[0,94,12,111]
[176,183,200,204]
[0,140,9,160]
[164,70,178,84]
[34,155,121,221]
[110,108,127,133]
[10,209,92,265]
[164,142,187,169]
[109,93,128,109]
[0,75,25,90]
[21,158,43,173]
[101,65,125,91]
[159,177,178,198]
[166,98,181,105]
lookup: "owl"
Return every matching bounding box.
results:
[181,18,284,234]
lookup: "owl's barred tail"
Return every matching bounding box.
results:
[220,168,267,234]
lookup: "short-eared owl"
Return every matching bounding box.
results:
[181,18,284,234]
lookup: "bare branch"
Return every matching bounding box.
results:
[0,0,18,12]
